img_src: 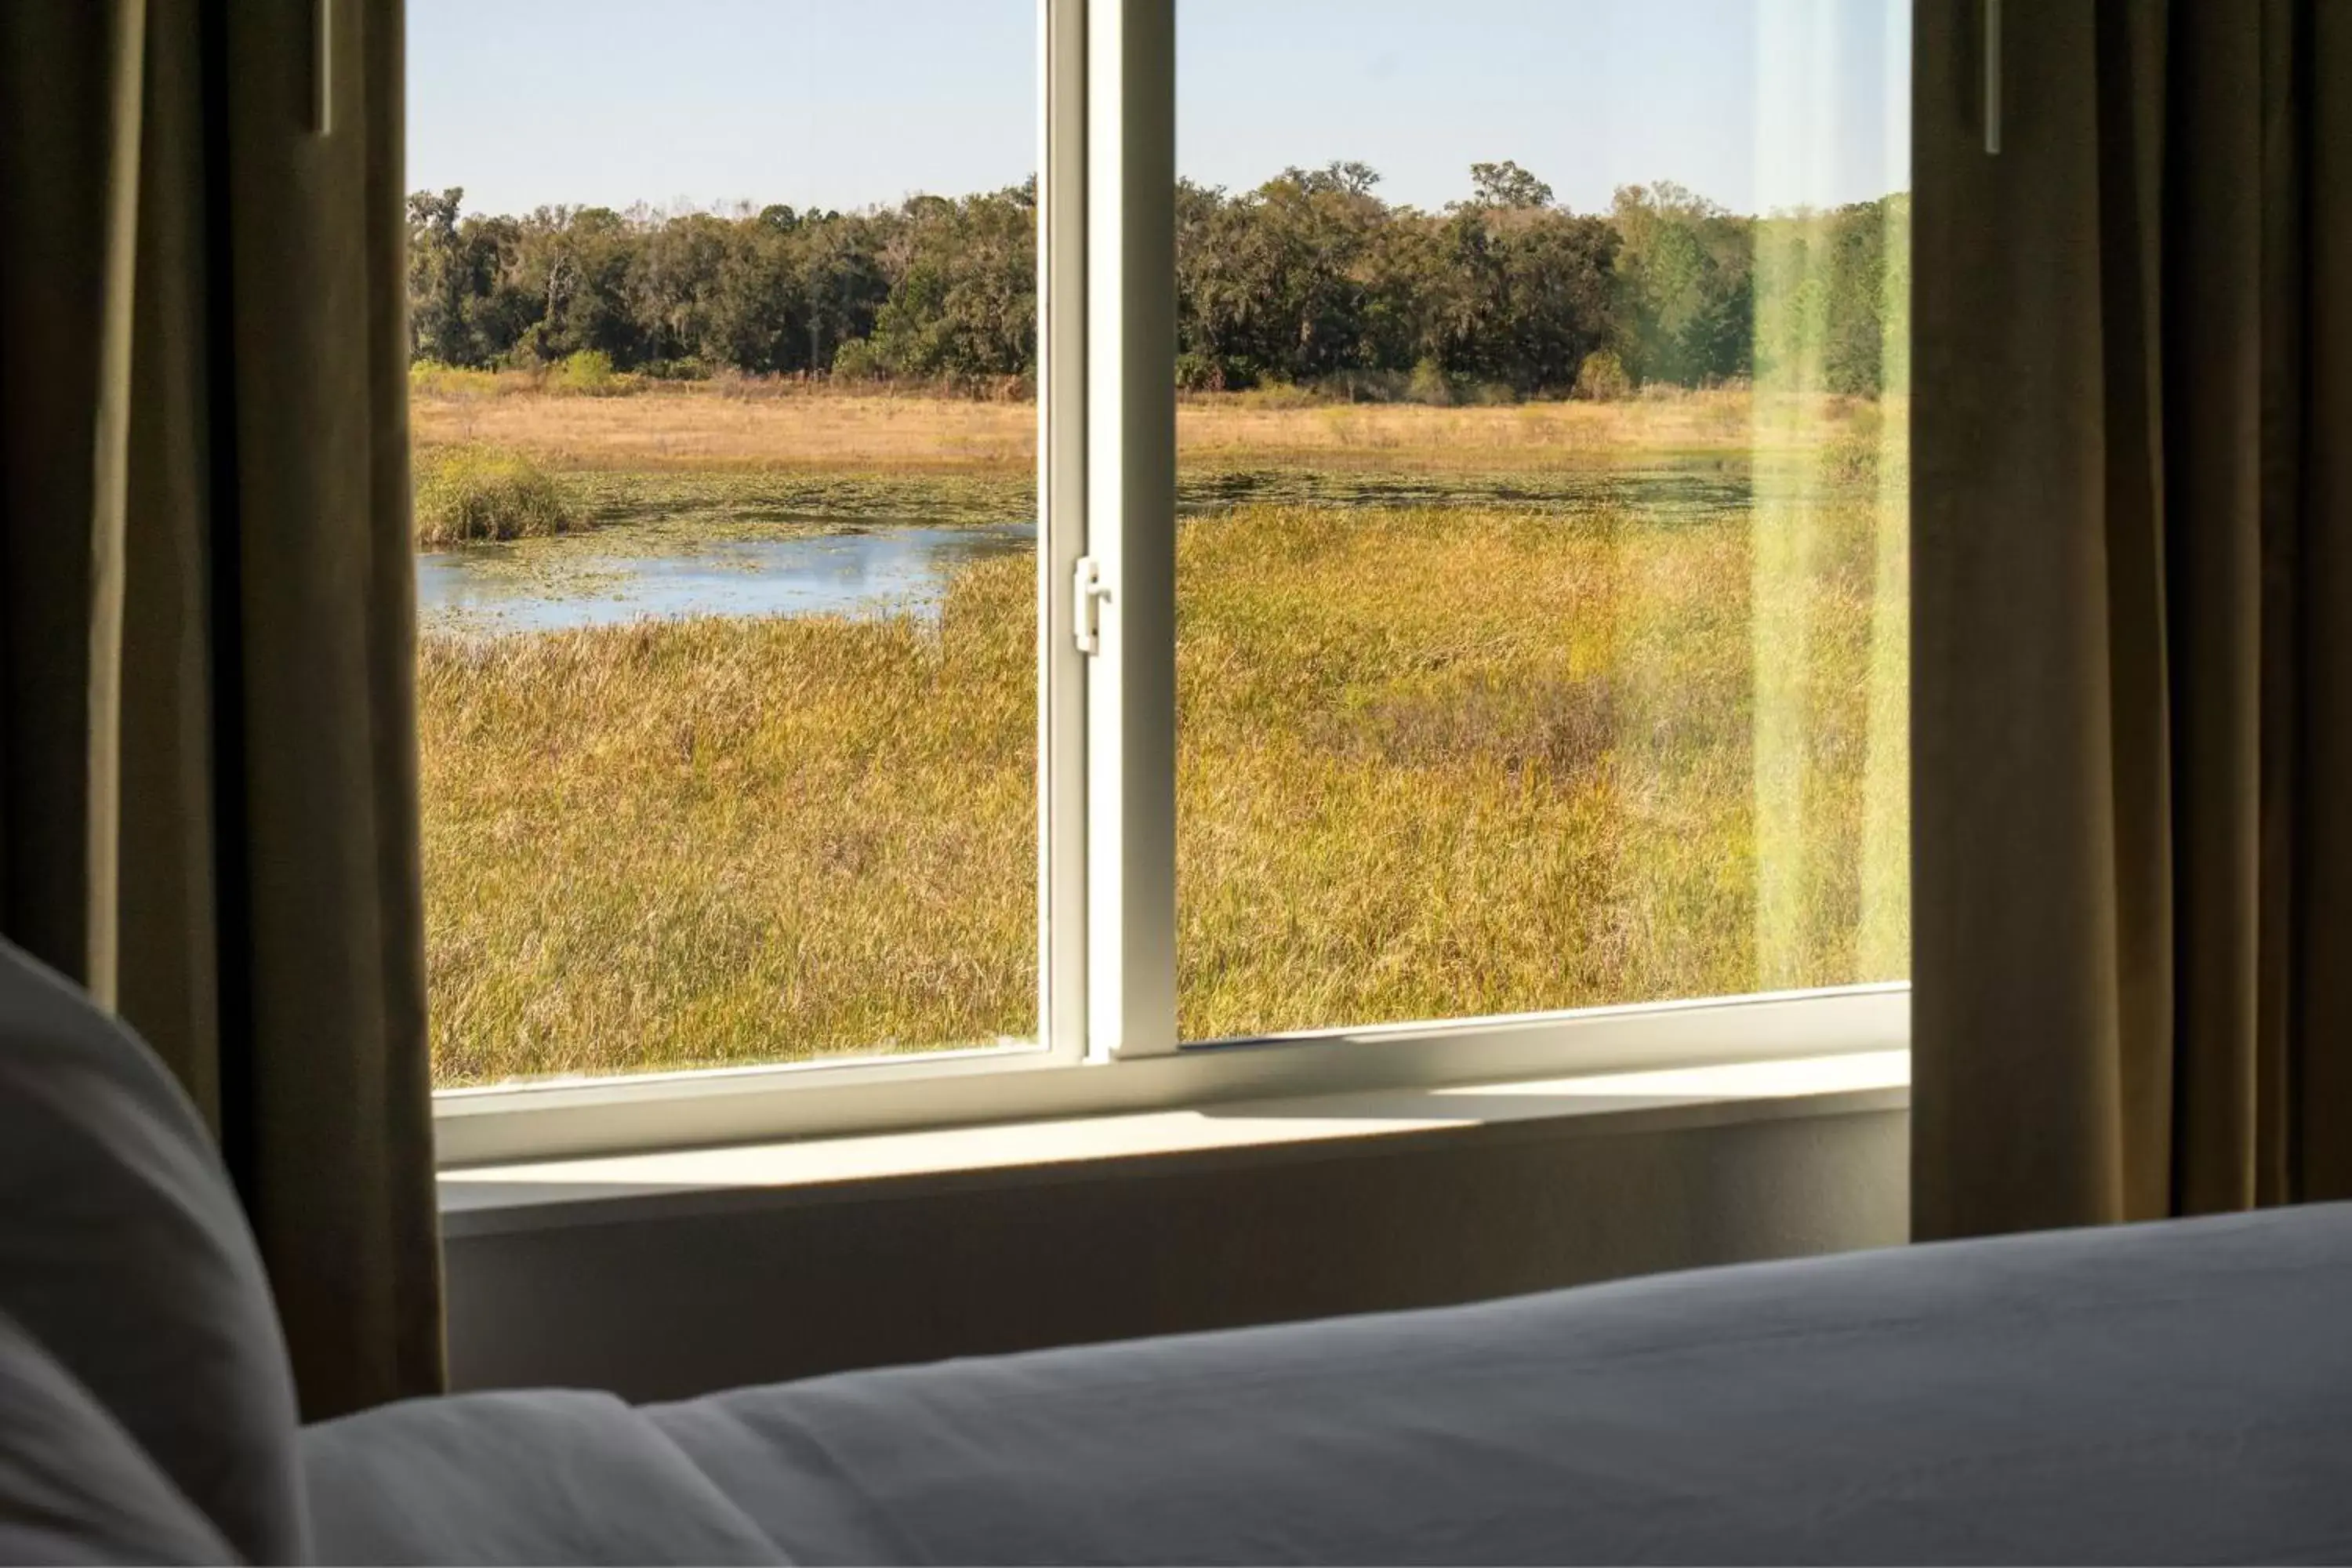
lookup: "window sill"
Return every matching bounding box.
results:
[436,984,1907,1167]
[439,1047,1908,1238]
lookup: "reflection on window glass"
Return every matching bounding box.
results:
[406,1,1040,1083]
[1174,0,1911,1039]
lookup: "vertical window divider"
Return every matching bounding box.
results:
[1040,0,1093,1065]
[1083,0,1180,1058]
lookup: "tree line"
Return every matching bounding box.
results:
[408,160,1907,398]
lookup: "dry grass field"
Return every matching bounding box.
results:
[411,376,1793,477]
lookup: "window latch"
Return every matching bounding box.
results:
[1073,555,1110,656]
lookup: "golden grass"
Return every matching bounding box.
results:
[411,387,1037,474]
[409,383,1810,478]
[421,565,1037,1082]
[421,583,1040,1086]
[419,492,1907,1083]
[1177,494,1904,1036]
[1174,387,1775,473]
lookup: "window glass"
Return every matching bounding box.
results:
[1174,0,1911,1039]
[408,1,1040,1083]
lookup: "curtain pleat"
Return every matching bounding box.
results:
[2294,3,2352,1203]
[1913,0,2352,1239]
[0,2,143,1004]
[1,0,443,1420]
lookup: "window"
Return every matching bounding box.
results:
[408,1,1045,1084]
[1170,1,1911,1040]
[419,0,1910,1160]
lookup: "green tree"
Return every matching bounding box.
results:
[1417,165,1618,392]
[405,188,472,363]
[406,165,1904,399]
[869,184,1037,379]
[1610,182,1753,387]
[1752,194,1907,397]
[1468,159,1553,210]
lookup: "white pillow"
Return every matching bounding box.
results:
[0,941,307,1563]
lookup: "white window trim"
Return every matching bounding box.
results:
[1083,0,1180,1059]
[428,0,1912,1170]
[437,985,1908,1166]
[441,1048,1911,1236]
[1039,0,1091,1068]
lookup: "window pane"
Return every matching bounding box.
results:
[408,2,1040,1084]
[1174,0,1910,1039]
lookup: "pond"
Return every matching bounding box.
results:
[413,461,1768,634]
[417,521,1036,633]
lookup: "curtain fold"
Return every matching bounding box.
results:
[1913,0,2352,1240]
[0,0,443,1419]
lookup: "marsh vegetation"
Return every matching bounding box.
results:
[415,381,1906,1083]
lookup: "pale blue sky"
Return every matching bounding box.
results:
[408,1,1908,220]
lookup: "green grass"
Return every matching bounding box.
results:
[419,487,1907,1084]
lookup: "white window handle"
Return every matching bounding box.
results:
[1073,556,1110,656]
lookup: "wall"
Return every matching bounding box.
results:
[445,1102,1907,1401]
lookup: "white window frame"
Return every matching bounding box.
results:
[429,0,1910,1169]
[1082,0,1179,1061]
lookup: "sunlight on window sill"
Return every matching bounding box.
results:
[438,1049,1907,1236]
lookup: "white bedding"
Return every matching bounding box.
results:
[304,1202,2352,1565]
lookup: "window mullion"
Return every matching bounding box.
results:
[1083,0,1178,1058]
[1040,0,1091,1064]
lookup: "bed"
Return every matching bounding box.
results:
[300,1203,2352,1564]
[5,938,2350,1565]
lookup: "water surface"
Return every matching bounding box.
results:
[416,462,1760,633]
[419,521,1035,633]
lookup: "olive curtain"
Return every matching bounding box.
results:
[0,0,442,1417]
[1913,0,2352,1239]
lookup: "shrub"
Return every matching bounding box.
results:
[960,372,1033,404]
[545,349,622,396]
[408,361,508,400]
[1308,368,1411,403]
[1174,350,1228,393]
[412,445,575,546]
[829,339,886,383]
[1406,358,1457,407]
[1231,380,1322,411]
[1574,350,1632,402]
